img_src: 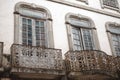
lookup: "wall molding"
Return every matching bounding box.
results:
[47,0,120,18]
[76,0,88,4]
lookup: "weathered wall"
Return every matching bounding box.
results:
[0,0,120,57]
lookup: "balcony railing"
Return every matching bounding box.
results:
[11,44,65,78]
[65,50,120,78]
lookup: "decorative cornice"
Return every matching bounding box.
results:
[65,13,96,29]
[47,0,120,18]
[76,0,88,4]
[14,11,20,14]
[15,2,52,19]
[47,18,53,21]
[105,22,120,34]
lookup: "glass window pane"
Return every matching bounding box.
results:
[22,33,27,38]
[74,45,77,51]
[112,34,120,56]
[118,36,120,42]
[22,18,26,24]
[113,41,119,46]
[28,26,32,31]
[22,38,27,45]
[35,20,45,47]
[36,35,40,40]
[72,27,82,51]
[73,40,77,45]
[82,29,94,50]
[22,25,27,31]
[41,34,45,40]
[22,17,46,47]
[40,22,44,27]
[77,41,80,45]
[40,27,44,33]
[22,17,33,45]
[36,21,39,26]
[28,19,32,25]
[28,33,32,37]
[76,35,79,40]
[112,34,117,41]
[36,42,40,46]
[77,46,81,51]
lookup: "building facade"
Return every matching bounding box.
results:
[0,0,120,80]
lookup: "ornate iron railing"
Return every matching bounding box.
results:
[0,42,3,67]
[65,50,119,77]
[11,44,64,73]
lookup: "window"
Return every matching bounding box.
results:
[100,0,119,11]
[22,17,45,47]
[72,26,94,50]
[66,13,99,51]
[14,2,54,48]
[106,22,120,56]
[112,34,120,56]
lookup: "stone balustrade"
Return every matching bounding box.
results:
[1,44,119,79]
[65,50,120,78]
[11,44,65,79]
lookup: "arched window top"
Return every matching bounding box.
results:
[106,22,120,27]
[106,22,120,34]
[66,13,95,29]
[15,2,52,19]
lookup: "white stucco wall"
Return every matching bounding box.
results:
[0,0,120,57]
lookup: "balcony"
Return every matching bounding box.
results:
[65,50,120,79]
[0,42,3,72]
[11,44,65,79]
